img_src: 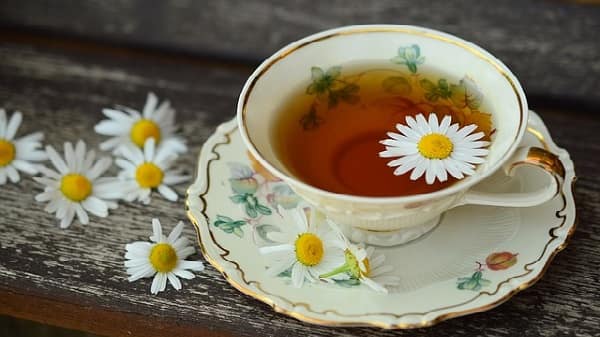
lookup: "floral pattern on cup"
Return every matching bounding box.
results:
[390,44,425,74]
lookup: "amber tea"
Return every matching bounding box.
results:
[272,63,493,197]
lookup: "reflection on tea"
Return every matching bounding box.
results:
[272,63,493,197]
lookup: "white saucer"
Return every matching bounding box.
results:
[186,111,576,329]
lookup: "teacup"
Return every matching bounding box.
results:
[237,25,565,246]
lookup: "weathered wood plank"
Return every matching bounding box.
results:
[0,39,598,337]
[0,0,599,104]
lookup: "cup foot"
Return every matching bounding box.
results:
[340,216,441,247]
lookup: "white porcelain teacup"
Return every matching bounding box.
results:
[237,25,565,246]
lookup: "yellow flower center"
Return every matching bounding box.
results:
[361,258,371,277]
[417,133,454,159]
[0,139,16,167]
[135,162,163,188]
[149,243,178,272]
[295,233,324,266]
[60,174,92,202]
[130,119,161,148]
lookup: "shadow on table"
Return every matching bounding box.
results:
[0,315,101,337]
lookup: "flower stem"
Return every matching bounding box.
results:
[319,263,350,279]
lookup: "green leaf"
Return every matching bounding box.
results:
[425,92,440,102]
[306,83,317,95]
[232,220,246,227]
[334,278,361,287]
[382,76,411,94]
[328,93,339,109]
[245,203,258,218]
[230,194,246,204]
[420,79,435,91]
[325,66,342,79]
[232,227,244,238]
[311,67,324,81]
[256,204,272,215]
[407,62,418,74]
[216,215,233,222]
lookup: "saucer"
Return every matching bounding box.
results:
[186,110,576,329]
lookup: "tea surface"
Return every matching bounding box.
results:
[272,64,492,197]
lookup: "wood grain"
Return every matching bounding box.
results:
[0,0,599,104]
[0,37,598,337]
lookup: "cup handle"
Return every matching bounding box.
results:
[460,146,565,207]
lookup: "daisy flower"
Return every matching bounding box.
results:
[0,109,47,184]
[34,141,122,228]
[259,207,346,288]
[94,92,186,155]
[321,241,400,293]
[115,138,190,204]
[125,218,205,294]
[379,113,490,184]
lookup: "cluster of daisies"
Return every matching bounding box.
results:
[260,207,399,293]
[1,93,203,294]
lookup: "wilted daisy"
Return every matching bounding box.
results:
[115,138,190,204]
[321,241,400,293]
[259,207,346,288]
[380,113,490,184]
[0,109,47,184]
[125,218,205,295]
[34,141,122,228]
[94,92,186,155]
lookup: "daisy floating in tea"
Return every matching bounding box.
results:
[379,113,490,184]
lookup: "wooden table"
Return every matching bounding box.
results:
[1,1,599,336]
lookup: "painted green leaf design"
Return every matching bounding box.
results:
[299,104,322,130]
[230,194,246,204]
[311,67,325,80]
[326,66,342,79]
[245,203,258,218]
[382,76,411,94]
[306,66,341,95]
[256,204,272,215]
[213,215,247,237]
[420,78,452,102]
[256,224,280,244]
[457,271,491,291]
[328,83,360,108]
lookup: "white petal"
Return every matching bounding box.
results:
[416,114,431,134]
[425,164,437,184]
[167,221,184,244]
[167,272,182,290]
[81,197,109,217]
[178,260,204,272]
[259,244,294,255]
[6,165,20,183]
[46,145,69,174]
[17,150,47,161]
[172,268,195,279]
[144,138,156,162]
[163,173,190,185]
[11,160,38,175]
[265,255,295,277]
[99,136,126,151]
[0,170,6,185]
[455,124,478,139]
[74,141,86,172]
[409,157,427,180]
[151,218,163,242]
[396,123,421,141]
[127,265,155,282]
[291,263,305,288]
[361,277,388,293]
[64,142,76,172]
[463,131,485,142]
[86,157,112,180]
[385,132,409,142]
[0,109,6,137]
[143,92,158,119]
[94,120,131,136]
[158,184,178,201]
[439,115,452,134]
[428,113,439,133]
[442,159,464,179]
[150,272,167,294]
[60,206,75,228]
[73,203,89,225]
[5,111,22,140]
